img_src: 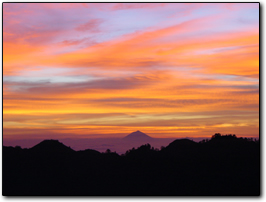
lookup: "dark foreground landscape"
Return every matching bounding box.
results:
[3,134,260,196]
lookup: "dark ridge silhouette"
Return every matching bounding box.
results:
[3,134,260,196]
[165,138,197,150]
[123,130,152,140]
[30,139,74,153]
[160,139,198,158]
[77,148,101,155]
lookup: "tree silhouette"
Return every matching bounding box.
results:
[2,135,260,196]
[212,133,221,139]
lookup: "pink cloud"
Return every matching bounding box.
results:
[75,19,103,32]
[111,3,166,10]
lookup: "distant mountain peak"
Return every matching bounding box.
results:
[123,131,152,139]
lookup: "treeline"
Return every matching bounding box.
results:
[3,134,260,196]
[199,133,259,143]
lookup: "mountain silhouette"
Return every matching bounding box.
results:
[123,130,152,140]
[30,139,74,153]
[3,135,260,196]
[166,139,197,149]
[162,138,198,156]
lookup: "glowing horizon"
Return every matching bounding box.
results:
[3,3,259,140]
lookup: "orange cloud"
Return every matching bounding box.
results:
[3,3,259,140]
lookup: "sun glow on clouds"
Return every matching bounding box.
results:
[3,3,259,139]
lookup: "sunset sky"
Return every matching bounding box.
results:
[3,3,259,140]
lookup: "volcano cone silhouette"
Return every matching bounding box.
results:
[123,131,152,141]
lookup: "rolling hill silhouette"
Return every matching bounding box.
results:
[162,139,198,156]
[3,134,260,196]
[30,139,74,153]
[166,138,196,148]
